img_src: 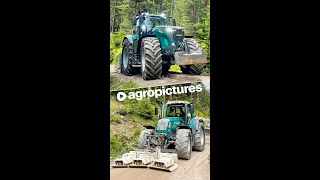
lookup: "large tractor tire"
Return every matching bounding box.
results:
[138,129,153,149]
[180,38,205,75]
[175,129,192,160]
[121,39,135,76]
[193,122,205,151]
[140,37,162,80]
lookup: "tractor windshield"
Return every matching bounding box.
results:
[166,104,185,118]
[147,16,168,27]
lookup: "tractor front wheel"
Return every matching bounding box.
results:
[140,37,162,80]
[138,129,153,149]
[175,129,192,160]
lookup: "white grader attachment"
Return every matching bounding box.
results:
[111,149,179,172]
[149,152,178,172]
[111,151,136,168]
[129,151,154,168]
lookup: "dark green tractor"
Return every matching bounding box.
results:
[115,10,207,80]
[138,101,205,159]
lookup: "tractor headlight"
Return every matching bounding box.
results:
[141,25,146,32]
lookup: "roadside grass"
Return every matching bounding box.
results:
[110,75,140,90]
[110,98,157,159]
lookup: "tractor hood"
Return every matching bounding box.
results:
[156,26,185,43]
[156,118,170,131]
[157,26,184,31]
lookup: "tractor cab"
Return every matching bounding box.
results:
[154,101,195,138]
[164,102,191,125]
[132,12,173,35]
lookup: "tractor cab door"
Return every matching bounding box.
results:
[133,18,139,50]
[136,15,145,38]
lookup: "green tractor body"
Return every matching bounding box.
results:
[138,100,205,160]
[115,11,207,80]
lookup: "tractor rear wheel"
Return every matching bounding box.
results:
[175,129,192,160]
[141,37,162,80]
[121,39,135,75]
[180,38,205,75]
[193,122,205,151]
[138,129,153,149]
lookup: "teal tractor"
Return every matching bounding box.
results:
[115,9,207,80]
[138,100,205,159]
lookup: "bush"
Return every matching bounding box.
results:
[125,98,154,119]
[110,113,122,124]
[110,33,123,64]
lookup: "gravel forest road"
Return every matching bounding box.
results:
[110,133,211,180]
[110,65,210,89]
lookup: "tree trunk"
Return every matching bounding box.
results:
[112,2,116,33]
[197,91,199,104]
[170,0,174,16]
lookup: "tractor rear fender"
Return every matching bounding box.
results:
[194,118,204,131]
[137,34,157,54]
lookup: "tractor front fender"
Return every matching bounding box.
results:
[123,35,134,44]
[176,125,193,135]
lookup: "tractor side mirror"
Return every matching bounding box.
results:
[155,107,158,115]
[190,104,194,115]
[172,19,176,26]
[132,16,137,25]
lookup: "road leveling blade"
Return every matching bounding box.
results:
[148,153,179,172]
[111,151,136,168]
[149,162,178,172]
[128,151,154,168]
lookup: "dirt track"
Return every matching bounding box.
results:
[110,65,210,89]
[110,134,210,180]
